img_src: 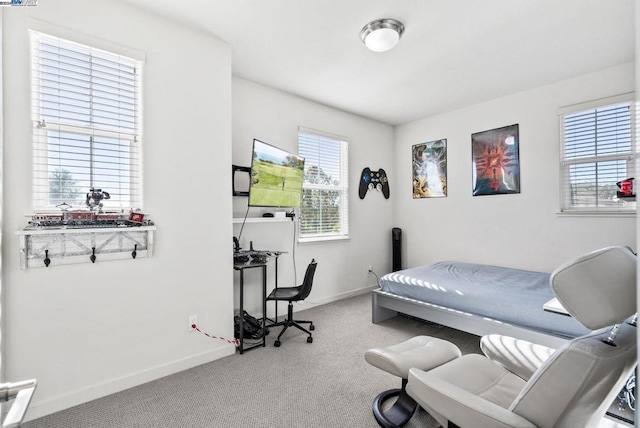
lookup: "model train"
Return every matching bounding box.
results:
[26,188,153,229]
[29,209,152,229]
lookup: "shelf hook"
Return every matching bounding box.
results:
[90,247,96,263]
[132,244,137,259]
[44,250,50,267]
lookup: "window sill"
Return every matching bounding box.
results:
[232,217,293,224]
[298,235,350,244]
[556,211,636,218]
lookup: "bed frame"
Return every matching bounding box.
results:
[372,289,569,349]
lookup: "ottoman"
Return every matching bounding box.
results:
[365,335,461,427]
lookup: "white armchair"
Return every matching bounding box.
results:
[406,246,637,428]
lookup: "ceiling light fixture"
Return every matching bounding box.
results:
[360,18,405,52]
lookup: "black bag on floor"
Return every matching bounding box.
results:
[234,310,269,339]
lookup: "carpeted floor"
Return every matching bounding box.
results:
[22,292,632,427]
[23,292,482,428]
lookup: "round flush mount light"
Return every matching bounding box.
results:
[360,18,405,52]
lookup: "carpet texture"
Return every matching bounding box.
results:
[24,292,483,427]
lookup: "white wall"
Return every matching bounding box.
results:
[394,63,637,273]
[232,77,394,316]
[2,0,233,420]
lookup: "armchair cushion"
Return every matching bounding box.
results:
[407,355,534,428]
[364,335,461,378]
[480,335,555,381]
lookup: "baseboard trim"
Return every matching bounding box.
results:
[25,344,235,422]
[261,284,378,320]
[303,284,378,307]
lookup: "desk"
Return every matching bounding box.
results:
[233,251,283,354]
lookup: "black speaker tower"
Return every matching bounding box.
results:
[392,227,402,272]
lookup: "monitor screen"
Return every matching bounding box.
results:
[248,139,305,208]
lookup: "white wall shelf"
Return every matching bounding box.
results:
[15,226,156,269]
[233,217,293,224]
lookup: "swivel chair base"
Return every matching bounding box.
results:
[372,379,417,428]
[269,301,315,347]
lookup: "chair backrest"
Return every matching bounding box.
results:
[510,323,636,427]
[509,246,637,428]
[297,259,317,301]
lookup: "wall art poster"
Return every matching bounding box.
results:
[471,124,520,196]
[412,139,447,198]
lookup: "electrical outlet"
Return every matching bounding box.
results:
[188,315,197,331]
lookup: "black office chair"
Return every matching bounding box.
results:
[266,259,317,347]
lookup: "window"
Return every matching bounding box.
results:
[30,31,143,210]
[298,128,349,241]
[560,95,636,213]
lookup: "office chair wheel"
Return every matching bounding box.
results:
[307,336,313,343]
[310,324,315,331]
[274,340,281,347]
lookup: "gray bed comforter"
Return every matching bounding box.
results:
[380,261,589,338]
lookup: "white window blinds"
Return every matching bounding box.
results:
[560,98,636,213]
[298,128,349,240]
[30,31,143,210]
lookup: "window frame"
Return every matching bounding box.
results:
[297,127,349,243]
[558,93,636,215]
[30,29,144,211]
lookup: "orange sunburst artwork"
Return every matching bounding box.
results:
[472,124,520,196]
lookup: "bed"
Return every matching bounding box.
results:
[372,261,590,348]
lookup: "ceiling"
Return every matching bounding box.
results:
[118,0,635,126]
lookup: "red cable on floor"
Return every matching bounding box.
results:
[192,324,240,347]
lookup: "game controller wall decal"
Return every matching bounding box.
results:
[359,167,390,199]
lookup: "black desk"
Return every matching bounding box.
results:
[233,251,283,354]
